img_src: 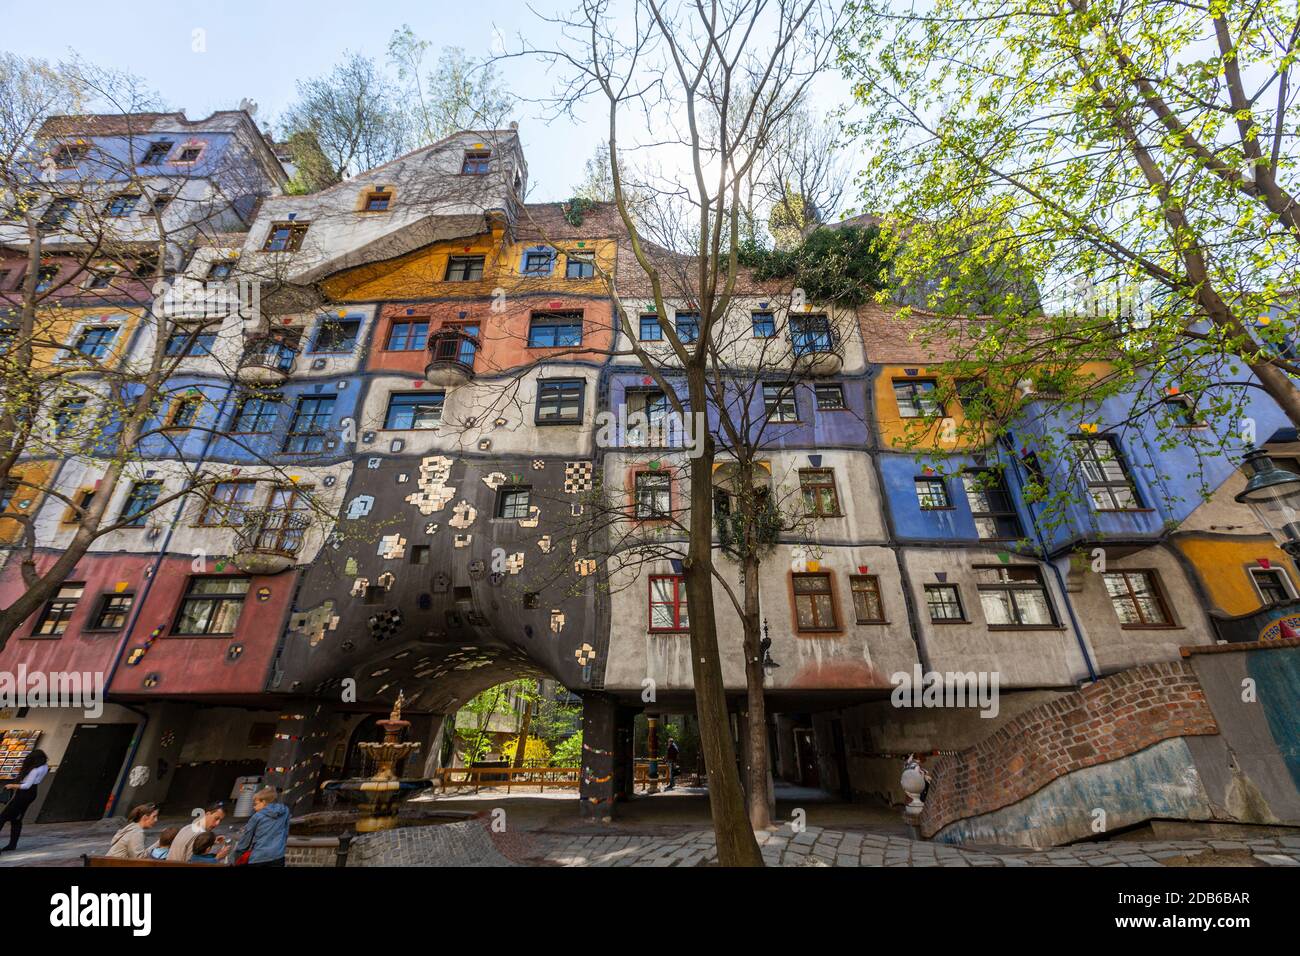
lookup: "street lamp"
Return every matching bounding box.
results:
[1235,447,1300,557]
[760,618,780,672]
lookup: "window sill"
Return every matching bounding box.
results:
[929,619,970,625]
[170,632,237,638]
[1090,508,1155,514]
[986,625,1066,631]
[535,419,583,427]
[1119,624,1183,630]
[855,619,890,626]
[794,629,844,638]
[21,634,63,640]
[648,629,690,636]
[81,627,124,635]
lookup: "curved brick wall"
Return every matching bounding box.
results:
[919,661,1219,838]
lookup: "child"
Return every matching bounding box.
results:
[188,830,223,863]
[148,826,180,861]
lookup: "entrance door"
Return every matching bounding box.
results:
[793,728,820,788]
[36,722,137,822]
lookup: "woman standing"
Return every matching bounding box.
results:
[0,749,49,853]
[106,804,160,859]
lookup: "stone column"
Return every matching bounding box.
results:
[646,714,660,794]
[264,702,336,816]
[579,693,617,821]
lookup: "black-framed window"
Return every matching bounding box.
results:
[522,249,554,275]
[151,193,173,213]
[894,378,942,418]
[536,379,584,423]
[54,398,87,438]
[105,193,140,217]
[1163,394,1204,427]
[763,383,798,422]
[164,331,215,357]
[639,314,662,341]
[231,393,281,434]
[956,377,988,412]
[962,469,1023,540]
[1250,567,1293,606]
[850,574,885,623]
[0,479,20,512]
[800,469,841,516]
[32,583,84,636]
[385,319,428,351]
[649,575,689,631]
[120,480,162,527]
[527,311,583,348]
[263,221,308,252]
[1071,435,1140,510]
[675,312,700,343]
[52,145,88,168]
[634,471,671,519]
[35,265,60,293]
[924,584,965,622]
[199,480,256,526]
[496,486,532,519]
[791,313,832,354]
[815,383,846,410]
[165,396,202,429]
[310,317,360,353]
[140,140,173,165]
[73,326,117,358]
[90,593,134,630]
[793,572,838,632]
[173,577,250,636]
[445,255,484,281]
[40,197,77,227]
[462,151,491,174]
[283,396,336,453]
[565,254,595,279]
[384,391,444,429]
[207,260,236,280]
[1102,570,1173,626]
[915,477,951,510]
[176,145,203,163]
[752,312,776,338]
[975,565,1056,627]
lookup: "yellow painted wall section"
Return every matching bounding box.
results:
[29,307,142,371]
[874,365,989,453]
[323,234,617,302]
[0,460,57,545]
[1173,536,1299,616]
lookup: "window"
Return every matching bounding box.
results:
[52,144,88,168]
[850,575,885,624]
[894,379,942,418]
[165,396,201,429]
[675,312,700,343]
[283,396,336,453]
[1102,570,1173,626]
[635,471,671,519]
[955,378,988,412]
[40,197,77,228]
[649,575,689,631]
[173,577,250,636]
[445,256,485,281]
[90,593,134,630]
[176,145,203,163]
[263,222,308,252]
[566,253,594,279]
[976,566,1056,627]
[231,393,281,434]
[639,315,662,341]
[915,477,951,510]
[1164,395,1204,427]
[200,481,256,526]
[32,584,84,636]
[151,193,173,213]
[793,573,838,631]
[53,398,86,438]
[791,314,833,354]
[763,384,798,422]
[1250,567,1293,606]
[522,250,553,275]
[164,332,215,357]
[66,489,95,524]
[536,379,584,423]
[815,384,846,410]
[528,312,583,348]
[311,317,360,353]
[924,584,965,622]
[384,392,444,429]
[385,319,428,351]
[131,255,158,278]
[800,469,841,516]
[207,260,236,280]
[258,487,310,553]
[1071,436,1140,510]
[119,481,162,527]
[34,266,60,293]
[363,188,391,211]
[140,140,173,165]
[962,469,1023,540]
[462,151,491,174]
[752,312,775,338]
[105,194,140,217]
[73,326,117,358]
[497,486,532,519]
[86,268,116,290]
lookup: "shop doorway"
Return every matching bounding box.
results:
[37,722,136,822]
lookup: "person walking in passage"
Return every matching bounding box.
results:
[106,804,160,859]
[665,738,680,791]
[0,749,48,854]
[231,787,290,867]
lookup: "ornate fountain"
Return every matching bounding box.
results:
[319,692,434,833]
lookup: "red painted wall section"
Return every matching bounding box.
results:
[104,557,296,698]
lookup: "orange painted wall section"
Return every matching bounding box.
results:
[1173,536,1299,616]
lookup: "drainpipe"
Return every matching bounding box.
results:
[998,436,1098,683]
[105,702,149,818]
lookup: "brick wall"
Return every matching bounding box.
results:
[919,661,1219,837]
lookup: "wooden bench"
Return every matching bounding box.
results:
[82,854,222,867]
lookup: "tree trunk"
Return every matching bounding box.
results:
[741,556,774,829]
[684,420,763,866]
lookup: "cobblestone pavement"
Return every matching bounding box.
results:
[524,824,1300,868]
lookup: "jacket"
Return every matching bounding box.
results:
[233,802,290,864]
[106,821,147,859]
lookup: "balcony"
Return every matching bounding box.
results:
[425,328,479,386]
[238,335,297,385]
[231,509,310,574]
[790,317,843,376]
